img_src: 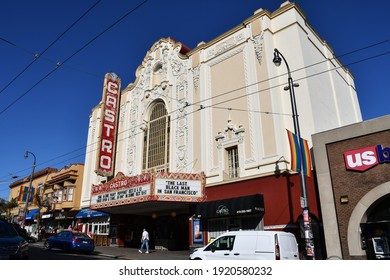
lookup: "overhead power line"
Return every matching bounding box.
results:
[0,37,36,56]
[0,37,101,79]
[0,0,149,117]
[1,45,387,183]
[0,0,102,97]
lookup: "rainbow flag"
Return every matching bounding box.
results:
[31,187,38,204]
[18,186,28,202]
[286,129,312,177]
[301,136,312,177]
[18,186,36,202]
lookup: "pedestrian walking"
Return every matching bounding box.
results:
[138,228,149,254]
[40,227,46,240]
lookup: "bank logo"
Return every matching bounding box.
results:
[344,144,390,172]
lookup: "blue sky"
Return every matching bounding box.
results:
[0,0,389,200]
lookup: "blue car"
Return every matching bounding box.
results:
[44,230,94,253]
[0,220,29,259]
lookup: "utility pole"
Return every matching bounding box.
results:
[22,151,36,229]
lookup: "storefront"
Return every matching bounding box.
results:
[89,171,205,249]
[24,208,39,237]
[312,115,390,260]
[53,210,78,230]
[75,208,110,246]
[190,194,264,249]
[39,212,56,238]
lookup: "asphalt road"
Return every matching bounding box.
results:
[28,242,115,260]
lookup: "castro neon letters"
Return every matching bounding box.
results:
[96,73,121,176]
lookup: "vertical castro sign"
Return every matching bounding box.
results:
[96,73,121,177]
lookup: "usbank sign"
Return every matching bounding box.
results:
[344,144,390,172]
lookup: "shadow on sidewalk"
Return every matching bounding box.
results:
[93,246,190,260]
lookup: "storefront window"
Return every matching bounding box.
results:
[89,221,110,235]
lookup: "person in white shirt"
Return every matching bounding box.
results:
[138,228,149,253]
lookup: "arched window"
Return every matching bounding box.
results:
[142,102,170,172]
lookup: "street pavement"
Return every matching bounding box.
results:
[32,241,190,260]
[93,245,190,260]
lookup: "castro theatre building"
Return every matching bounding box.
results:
[80,2,362,257]
[312,115,390,260]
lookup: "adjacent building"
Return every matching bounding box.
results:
[312,115,390,260]
[73,1,362,258]
[43,163,85,231]
[8,164,85,238]
[8,167,57,235]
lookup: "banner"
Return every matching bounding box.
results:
[286,129,312,177]
[18,186,36,202]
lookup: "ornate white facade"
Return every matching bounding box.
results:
[81,2,361,208]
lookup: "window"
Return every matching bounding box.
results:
[142,102,170,172]
[61,187,74,202]
[226,146,239,178]
[67,187,74,201]
[205,235,235,251]
[215,119,245,181]
[38,183,43,195]
[57,190,63,203]
[90,221,110,235]
[57,231,66,238]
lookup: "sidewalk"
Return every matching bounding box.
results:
[93,245,190,260]
[32,241,190,260]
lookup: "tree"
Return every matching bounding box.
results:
[1,197,19,222]
[34,193,44,238]
[0,198,7,218]
[34,189,53,239]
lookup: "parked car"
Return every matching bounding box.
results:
[11,223,37,243]
[0,220,29,259]
[190,230,299,260]
[44,230,95,253]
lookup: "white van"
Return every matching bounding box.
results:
[190,230,299,260]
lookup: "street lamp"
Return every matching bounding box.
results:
[273,48,315,260]
[22,151,36,228]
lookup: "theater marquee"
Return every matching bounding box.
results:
[90,172,205,210]
[154,172,205,202]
